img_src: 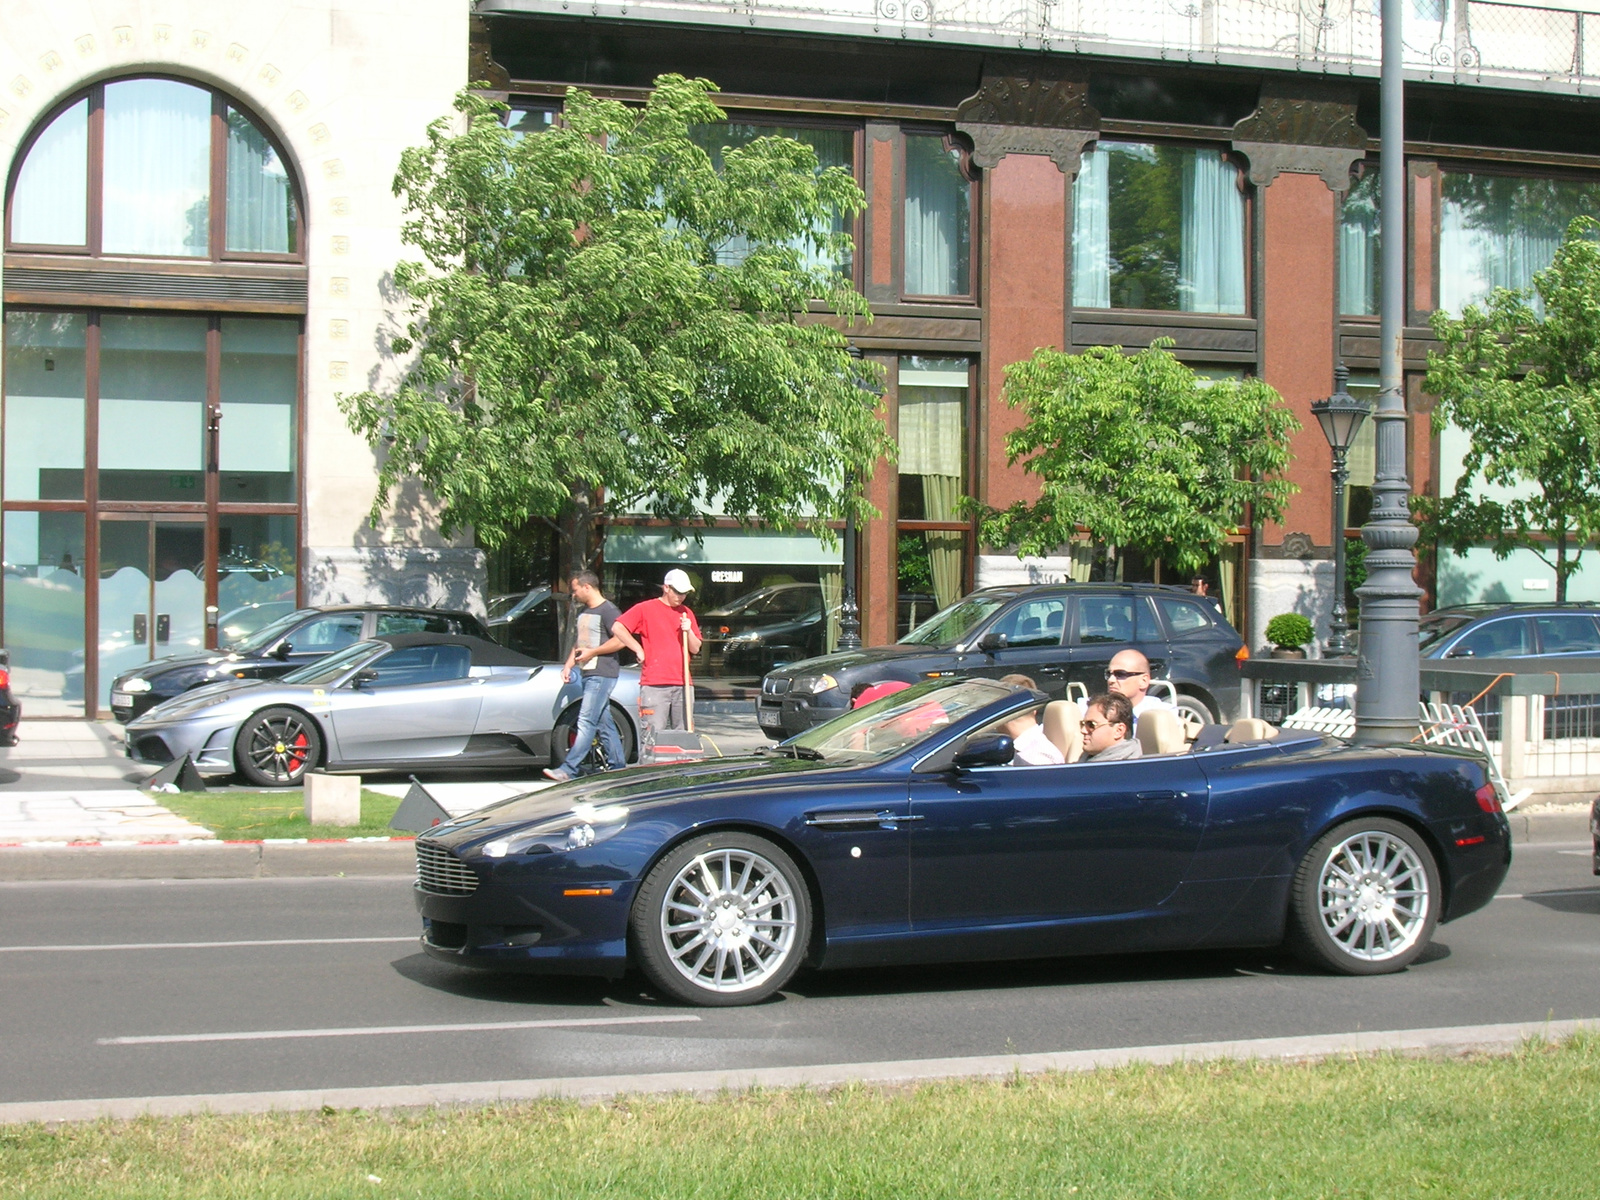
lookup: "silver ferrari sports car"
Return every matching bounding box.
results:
[123,633,641,787]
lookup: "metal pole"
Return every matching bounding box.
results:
[1353,0,1423,742]
[837,473,863,651]
[1326,444,1353,657]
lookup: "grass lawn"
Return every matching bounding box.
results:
[4,1037,1598,1199]
[157,789,406,841]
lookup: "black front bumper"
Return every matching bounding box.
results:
[413,871,635,977]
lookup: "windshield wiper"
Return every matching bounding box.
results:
[758,745,825,761]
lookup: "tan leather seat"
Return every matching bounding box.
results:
[1224,717,1280,743]
[1042,699,1082,763]
[1136,708,1187,756]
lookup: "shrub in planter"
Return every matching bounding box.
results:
[1265,612,1315,656]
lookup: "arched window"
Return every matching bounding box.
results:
[6,77,301,259]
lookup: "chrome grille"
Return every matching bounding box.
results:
[763,677,791,697]
[416,841,479,896]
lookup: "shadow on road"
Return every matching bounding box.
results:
[1523,887,1600,915]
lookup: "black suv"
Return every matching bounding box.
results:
[759,584,1245,739]
[108,604,487,723]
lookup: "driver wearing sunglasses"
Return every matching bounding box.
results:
[1081,693,1141,762]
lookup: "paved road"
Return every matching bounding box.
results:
[2,824,1593,1107]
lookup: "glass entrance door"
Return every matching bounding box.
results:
[97,516,207,710]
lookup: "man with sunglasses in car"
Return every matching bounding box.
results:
[1081,693,1142,762]
[1105,648,1173,731]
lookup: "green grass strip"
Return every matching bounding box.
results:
[4,1035,1598,1198]
[156,789,405,841]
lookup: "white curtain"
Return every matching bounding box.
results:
[1071,150,1111,308]
[1440,194,1562,315]
[1180,150,1247,315]
[226,109,295,254]
[102,79,212,257]
[10,99,88,246]
[897,385,965,477]
[904,136,969,295]
[1339,218,1378,316]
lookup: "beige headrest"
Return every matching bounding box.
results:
[1042,699,1083,764]
[1136,708,1188,756]
[1225,717,1280,743]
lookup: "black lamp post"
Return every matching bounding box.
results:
[1310,364,1372,658]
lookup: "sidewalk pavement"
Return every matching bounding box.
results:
[0,707,775,847]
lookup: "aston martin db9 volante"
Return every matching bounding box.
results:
[411,677,1511,1006]
[124,634,640,786]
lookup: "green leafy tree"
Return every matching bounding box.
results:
[1419,216,1600,602]
[979,341,1299,577]
[341,77,889,573]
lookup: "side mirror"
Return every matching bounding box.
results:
[979,631,1008,653]
[953,734,1014,770]
[272,642,292,662]
[352,667,379,687]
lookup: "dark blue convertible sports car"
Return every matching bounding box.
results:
[413,678,1511,1006]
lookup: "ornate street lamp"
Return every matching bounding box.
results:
[1310,365,1372,657]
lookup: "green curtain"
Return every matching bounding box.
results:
[923,473,964,609]
[1069,540,1094,583]
[818,564,842,654]
[1218,544,1239,628]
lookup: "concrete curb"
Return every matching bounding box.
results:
[0,840,415,881]
[1,1017,1593,1125]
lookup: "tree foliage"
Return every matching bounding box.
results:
[1419,217,1600,602]
[340,77,889,566]
[979,342,1299,577]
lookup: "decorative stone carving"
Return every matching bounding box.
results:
[1280,531,1316,559]
[954,56,1100,174]
[1231,80,1367,193]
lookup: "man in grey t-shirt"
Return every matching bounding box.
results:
[544,571,644,781]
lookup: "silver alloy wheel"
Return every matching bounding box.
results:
[659,848,799,994]
[1316,829,1432,962]
[245,712,315,784]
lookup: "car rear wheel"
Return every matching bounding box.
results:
[1173,691,1215,726]
[631,832,811,1007]
[1287,817,1439,975]
[234,706,322,788]
[551,701,638,770]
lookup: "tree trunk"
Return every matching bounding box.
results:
[556,483,601,586]
[1555,527,1569,603]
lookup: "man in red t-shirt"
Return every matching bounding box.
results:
[576,568,702,732]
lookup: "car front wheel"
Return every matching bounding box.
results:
[1287,817,1440,975]
[234,706,322,788]
[631,832,811,1006]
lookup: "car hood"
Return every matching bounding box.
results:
[127,677,270,724]
[769,644,942,678]
[424,754,861,847]
[117,650,265,682]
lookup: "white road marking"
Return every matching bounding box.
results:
[1494,888,1598,902]
[0,936,418,954]
[99,1014,702,1046]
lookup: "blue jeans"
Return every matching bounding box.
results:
[560,673,626,776]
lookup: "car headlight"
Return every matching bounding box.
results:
[481,803,630,858]
[727,631,763,643]
[792,673,839,695]
[120,678,152,694]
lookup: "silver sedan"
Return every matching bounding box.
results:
[124,634,640,787]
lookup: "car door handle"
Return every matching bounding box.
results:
[805,810,923,829]
[1135,790,1186,801]
[1038,666,1067,677]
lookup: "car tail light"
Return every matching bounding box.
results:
[1474,782,1502,814]
[0,667,9,690]
[1235,646,1250,667]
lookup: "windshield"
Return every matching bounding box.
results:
[486,593,525,621]
[706,588,782,619]
[230,608,319,654]
[281,640,384,686]
[898,596,1008,646]
[1418,614,1474,653]
[789,678,1018,761]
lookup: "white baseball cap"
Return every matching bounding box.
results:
[662,568,695,593]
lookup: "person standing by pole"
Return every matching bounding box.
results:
[577,568,702,736]
[544,571,641,782]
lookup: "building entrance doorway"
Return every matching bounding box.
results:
[96,515,207,710]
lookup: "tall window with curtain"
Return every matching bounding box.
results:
[689,122,856,276]
[903,134,973,298]
[1071,141,1247,314]
[5,77,301,261]
[897,357,970,633]
[1438,170,1600,314]
[1339,166,1380,316]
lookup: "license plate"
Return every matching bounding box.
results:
[111,692,132,707]
[758,712,783,729]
